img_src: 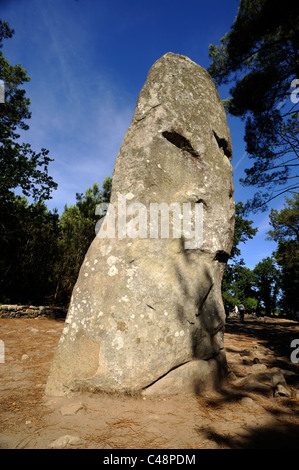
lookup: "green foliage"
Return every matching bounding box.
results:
[0,20,57,203]
[267,193,299,317]
[222,201,258,309]
[223,256,281,317]
[267,193,299,243]
[0,195,60,304]
[275,240,299,317]
[0,19,58,304]
[52,175,112,305]
[222,203,286,317]
[75,175,111,220]
[243,297,258,312]
[253,257,280,316]
[0,20,115,306]
[222,260,258,310]
[209,0,299,211]
[0,175,112,306]
[230,201,258,260]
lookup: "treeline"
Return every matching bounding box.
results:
[0,20,111,306]
[1,186,298,319]
[0,177,111,306]
[222,194,299,319]
[208,0,299,319]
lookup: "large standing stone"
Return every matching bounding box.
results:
[46,53,235,397]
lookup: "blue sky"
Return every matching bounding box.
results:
[1,0,285,269]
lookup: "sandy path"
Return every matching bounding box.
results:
[0,316,298,449]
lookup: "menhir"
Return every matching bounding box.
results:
[46,52,235,397]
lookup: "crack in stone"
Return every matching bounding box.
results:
[146,304,156,311]
[135,103,162,122]
[162,130,200,158]
[213,130,232,159]
[142,350,225,391]
[143,360,193,390]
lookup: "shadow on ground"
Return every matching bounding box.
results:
[197,422,299,449]
[194,316,299,449]
[225,317,299,374]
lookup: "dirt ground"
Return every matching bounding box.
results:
[0,315,298,450]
